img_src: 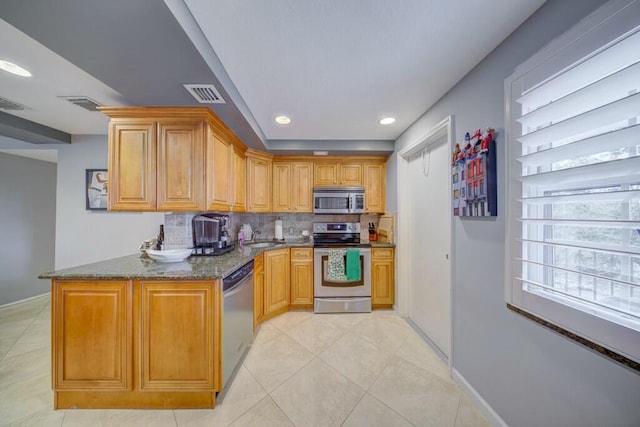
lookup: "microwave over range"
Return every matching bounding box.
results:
[313,187,365,214]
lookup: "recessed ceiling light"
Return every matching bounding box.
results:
[275,115,292,125]
[0,60,32,77]
[313,151,329,156]
[379,117,396,126]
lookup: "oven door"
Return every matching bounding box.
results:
[313,247,371,297]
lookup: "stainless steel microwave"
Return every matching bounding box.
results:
[313,187,365,214]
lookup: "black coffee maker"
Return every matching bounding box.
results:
[192,213,235,256]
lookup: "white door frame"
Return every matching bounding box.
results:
[396,115,454,372]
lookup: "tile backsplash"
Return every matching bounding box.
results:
[162,212,381,249]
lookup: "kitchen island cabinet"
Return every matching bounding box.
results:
[51,277,221,409]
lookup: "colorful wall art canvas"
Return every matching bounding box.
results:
[451,128,497,217]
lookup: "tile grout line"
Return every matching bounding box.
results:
[0,300,48,364]
[338,388,367,427]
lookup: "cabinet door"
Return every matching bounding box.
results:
[205,127,233,211]
[340,162,364,186]
[53,280,132,390]
[139,281,215,390]
[254,253,265,330]
[292,162,313,212]
[232,147,246,212]
[290,248,313,307]
[264,248,290,316]
[247,157,272,212]
[272,162,292,212]
[108,121,156,211]
[372,249,395,307]
[314,163,339,187]
[365,162,386,213]
[157,121,204,211]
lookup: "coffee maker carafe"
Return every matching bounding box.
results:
[192,213,235,256]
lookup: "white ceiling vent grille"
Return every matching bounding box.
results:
[0,96,27,110]
[183,84,225,104]
[59,96,102,111]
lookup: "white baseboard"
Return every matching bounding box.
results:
[0,292,50,309]
[452,368,508,427]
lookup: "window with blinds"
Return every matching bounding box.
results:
[505,0,640,362]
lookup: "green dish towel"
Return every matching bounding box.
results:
[345,249,361,281]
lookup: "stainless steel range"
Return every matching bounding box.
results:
[313,222,371,313]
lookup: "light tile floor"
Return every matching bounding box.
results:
[0,296,490,427]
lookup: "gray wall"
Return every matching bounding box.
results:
[54,135,164,269]
[0,153,56,305]
[389,0,640,426]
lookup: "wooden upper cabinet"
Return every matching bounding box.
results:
[273,162,313,212]
[108,121,157,211]
[52,280,132,391]
[103,107,248,213]
[205,127,232,211]
[292,162,313,212]
[340,162,364,186]
[314,161,363,187]
[364,162,386,213]
[157,121,205,211]
[246,150,272,212]
[314,163,339,186]
[272,162,292,212]
[232,147,246,212]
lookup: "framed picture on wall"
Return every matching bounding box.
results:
[86,169,108,210]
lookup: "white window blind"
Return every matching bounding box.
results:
[505,0,640,363]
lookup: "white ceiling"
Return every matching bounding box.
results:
[0,0,546,149]
[184,0,546,140]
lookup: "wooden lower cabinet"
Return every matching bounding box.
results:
[51,279,222,409]
[290,248,313,308]
[263,248,290,321]
[53,280,132,391]
[254,253,265,330]
[371,248,395,308]
[138,281,216,390]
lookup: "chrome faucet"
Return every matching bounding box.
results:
[252,227,262,242]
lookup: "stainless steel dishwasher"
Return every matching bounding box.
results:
[222,260,254,390]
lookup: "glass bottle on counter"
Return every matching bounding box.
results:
[156,225,165,250]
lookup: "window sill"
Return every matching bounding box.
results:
[506,303,640,374]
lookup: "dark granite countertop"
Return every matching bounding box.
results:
[40,240,313,281]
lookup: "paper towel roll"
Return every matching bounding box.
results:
[275,219,283,240]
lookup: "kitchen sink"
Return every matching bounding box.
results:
[244,241,284,248]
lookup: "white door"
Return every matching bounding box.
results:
[406,136,451,357]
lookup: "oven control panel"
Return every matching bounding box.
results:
[313,222,360,233]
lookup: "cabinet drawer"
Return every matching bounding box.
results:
[290,248,313,259]
[372,248,394,259]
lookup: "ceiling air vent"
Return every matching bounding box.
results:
[183,84,225,104]
[59,96,102,111]
[0,96,26,110]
